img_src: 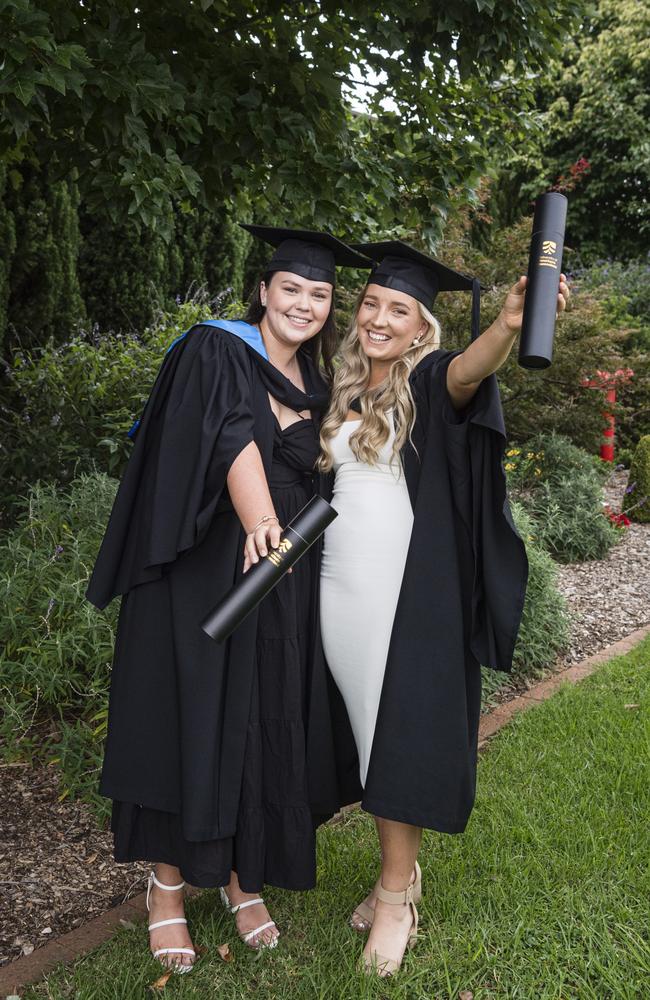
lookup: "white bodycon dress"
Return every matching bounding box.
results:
[320,416,414,787]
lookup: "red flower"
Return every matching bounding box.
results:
[603,506,631,529]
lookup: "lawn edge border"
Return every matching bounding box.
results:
[2,622,649,996]
[477,623,650,749]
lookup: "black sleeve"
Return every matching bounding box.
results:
[433,351,529,672]
[86,326,256,609]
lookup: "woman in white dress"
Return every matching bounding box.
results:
[319,241,569,976]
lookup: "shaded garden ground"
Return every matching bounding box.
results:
[12,632,650,999]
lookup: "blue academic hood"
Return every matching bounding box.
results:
[127,319,268,439]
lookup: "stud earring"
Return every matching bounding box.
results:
[413,337,421,345]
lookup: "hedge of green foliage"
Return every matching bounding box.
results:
[2,170,648,465]
[1,161,85,352]
[433,207,650,457]
[505,431,620,563]
[574,256,650,352]
[567,257,650,456]
[508,501,571,674]
[0,160,250,353]
[0,475,117,812]
[623,435,650,524]
[0,163,17,351]
[0,299,242,522]
[0,473,571,814]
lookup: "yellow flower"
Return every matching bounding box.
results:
[506,449,517,457]
[526,452,535,459]
[505,462,516,471]
[535,468,542,476]
[535,452,543,458]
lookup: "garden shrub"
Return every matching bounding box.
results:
[2,161,86,350]
[0,298,242,522]
[505,501,571,677]
[0,474,118,810]
[431,224,624,452]
[568,259,650,455]
[611,367,650,459]
[432,199,650,456]
[507,431,609,493]
[574,256,650,342]
[506,432,620,562]
[622,435,650,523]
[77,210,179,335]
[527,475,620,562]
[77,206,250,334]
[616,447,634,470]
[0,162,17,353]
[0,159,250,345]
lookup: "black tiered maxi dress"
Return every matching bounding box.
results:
[86,322,361,891]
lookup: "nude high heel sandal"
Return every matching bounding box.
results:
[219,886,279,950]
[146,871,196,974]
[351,861,421,933]
[362,878,419,977]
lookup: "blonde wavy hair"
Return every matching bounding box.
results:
[319,289,441,471]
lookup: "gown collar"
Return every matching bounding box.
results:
[204,319,330,413]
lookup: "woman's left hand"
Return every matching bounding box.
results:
[498,273,571,336]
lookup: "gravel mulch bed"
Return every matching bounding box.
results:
[0,764,148,968]
[1,467,647,969]
[486,467,649,709]
[554,468,650,661]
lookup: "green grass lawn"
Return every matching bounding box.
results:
[24,636,650,1000]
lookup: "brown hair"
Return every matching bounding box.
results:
[243,271,338,382]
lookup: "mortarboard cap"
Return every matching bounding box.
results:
[240,224,371,285]
[352,240,482,342]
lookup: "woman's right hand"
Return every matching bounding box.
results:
[243,518,282,573]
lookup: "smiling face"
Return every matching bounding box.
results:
[260,270,333,349]
[356,283,428,366]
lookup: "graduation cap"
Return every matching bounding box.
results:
[351,240,482,342]
[240,224,371,285]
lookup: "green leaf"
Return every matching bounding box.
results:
[237,89,262,109]
[14,78,36,106]
[44,64,68,96]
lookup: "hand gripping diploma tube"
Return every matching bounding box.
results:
[201,495,337,643]
[518,191,568,370]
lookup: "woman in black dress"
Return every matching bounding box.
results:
[86,226,367,972]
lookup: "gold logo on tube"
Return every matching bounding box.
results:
[266,538,293,566]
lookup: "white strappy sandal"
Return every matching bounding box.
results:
[146,870,196,974]
[219,886,279,950]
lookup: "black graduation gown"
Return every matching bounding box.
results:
[86,323,360,888]
[319,348,528,834]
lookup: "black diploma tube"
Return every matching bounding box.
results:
[518,191,568,370]
[201,495,337,643]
